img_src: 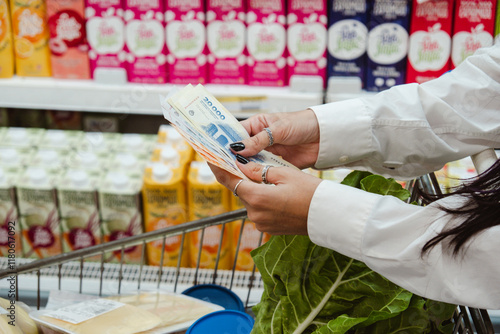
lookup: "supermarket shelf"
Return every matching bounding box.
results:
[0,77,324,118]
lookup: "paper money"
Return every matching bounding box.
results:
[160,84,295,180]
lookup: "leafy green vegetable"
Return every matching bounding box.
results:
[251,171,456,334]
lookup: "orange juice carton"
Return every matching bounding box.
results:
[124,0,167,84]
[287,0,328,88]
[187,161,232,269]
[165,0,207,84]
[47,0,90,79]
[56,169,101,256]
[39,129,84,150]
[85,0,127,83]
[246,0,287,86]
[156,125,194,161]
[406,0,454,84]
[231,195,270,271]
[150,143,193,172]
[366,0,411,92]
[2,127,45,148]
[0,167,22,257]
[10,0,52,76]
[17,167,62,259]
[142,163,189,267]
[98,171,143,264]
[206,0,247,85]
[0,0,14,78]
[327,0,368,85]
[451,0,497,68]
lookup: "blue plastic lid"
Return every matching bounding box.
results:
[186,310,254,334]
[182,284,245,312]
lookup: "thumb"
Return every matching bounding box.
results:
[237,161,282,185]
[231,127,275,157]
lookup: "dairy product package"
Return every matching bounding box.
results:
[117,132,156,156]
[327,0,368,85]
[142,163,189,267]
[39,129,84,150]
[85,0,127,83]
[106,151,148,180]
[10,0,52,76]
[29,148,69,183]
[17,167,62,259]
[0,146,35,173]
[1,127,44,148]
[286,0,328,88]
[57,169,101,258]
[406,0,453,84]
[187,161,232,269]
[451,0,497,68]
[0,167,22,257]
[366,0,411,92]
[246,0,287,86]
[124,0,167,84]
[47,0,91,79]
[66,151,104,184]
[206,0,247,84]
[165,0,207,84]
[77,131,120,159]
[0,0,14,78]
[98,171,143,264]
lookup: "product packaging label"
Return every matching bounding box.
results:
[0,170,22,257]
[406,0,453,84]
[327,0,368,85]
[366,0,411,92]
[165,0,207,84]
[206,0,247,85]
[0,0,14,78]
[246,0,287,86]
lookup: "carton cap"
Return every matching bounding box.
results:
[152,164,172,183]
[37,150,60,164]
[108,172,129,189]
[46,130,66,143]
[0,148,19,164]
[168,128,183,145]
[160,147,180,164]
[7,128,28,141]
[122,134,143,149]
[116,153,138,168]
[78,152,99,167]
[68,170,89,187]
[28,167,48,185]
[198,163,216,184]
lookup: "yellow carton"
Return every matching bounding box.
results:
[0,0,14,77]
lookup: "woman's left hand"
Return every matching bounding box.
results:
[208,161,322,235]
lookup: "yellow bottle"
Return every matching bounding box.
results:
[0,0,14,77]
[188,161,232,269]
[10,0,51,76]
[142,163,189,267]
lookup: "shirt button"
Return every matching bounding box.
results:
[339,155,349,163]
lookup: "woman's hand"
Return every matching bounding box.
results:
[208,161,322,235]
[230,109,320,170]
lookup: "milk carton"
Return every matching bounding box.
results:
[85,0,127,83]
[0,168,22,257]
[451,0,497,68]
[286,0,328,88]
[246,0,287,86]
[406,0,453,84]
[78,131,120,159]
[0,146,34,172]
[206,0,247,85]
[327,0,368,84]
[0,0,14,78]
[2,127,45,148]
[165,0,207,84]
[47,0,91,79]
[124,0,167,83]
[366,0,411,92]
[39,129,83,150]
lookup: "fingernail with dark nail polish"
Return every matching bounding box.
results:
[236,154,249,164]
[230,142,245,151]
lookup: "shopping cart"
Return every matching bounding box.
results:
[0,150,496,333]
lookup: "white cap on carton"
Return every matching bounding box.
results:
[198,163,216,184]
[116,153,138,169]
[7,127,28,142]
[68,170,89,188]
[37,149,60,165]
[0,148,20,165]
[28,167,48,185]
[108,172,129,189]
[160,147,180,165]
[152,164,172,183]
[45,130,66,144]
[122,134,143,150]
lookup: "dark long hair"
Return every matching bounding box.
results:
[420,158,500,257]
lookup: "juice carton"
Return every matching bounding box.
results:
[124,0,167,84]
[287,0,328,87]
[187,161,232,269]
[366,0,411,92]
[17,167,62,259]
[142,163,189,267]
[10,0,52,76]
[327,0,368,85]
[57,169,101,258]
[165,0,207,84]
[231,195,270,271]
[98,171,143,264]
[246,0,287,86]
[2,127,45,148]
[47,0,91,79]
[0,167,22,257]
[406,0,454,84]
[206,0,247,85]
[0,0,14,78]
[85,0,127,83]
[451,0,497,68]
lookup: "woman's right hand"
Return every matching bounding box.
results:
[230,109,320,169]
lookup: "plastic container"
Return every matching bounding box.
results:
[182,284,244,312]
[186,310,254,334]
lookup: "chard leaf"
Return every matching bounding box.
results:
[360,175,410,201]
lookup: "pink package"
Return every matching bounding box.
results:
[451,0,497,68]
[206,0,247,85]
[165,0,207,84]
[286,0,328,87]
[124,0,167,84]
[246,0,287,86]
[85,0,127,82]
